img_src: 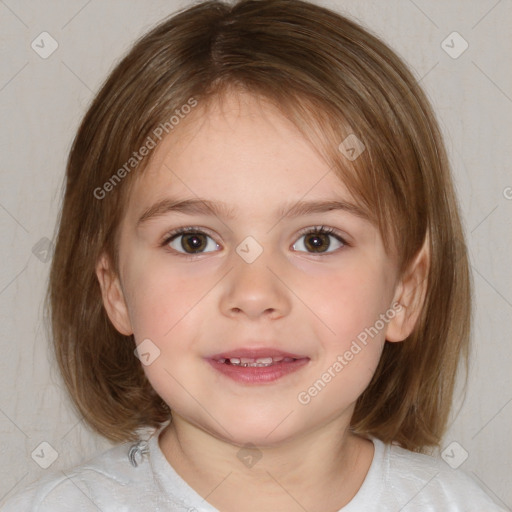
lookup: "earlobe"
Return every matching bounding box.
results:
[386,237,430,342]
[95,253,133,335]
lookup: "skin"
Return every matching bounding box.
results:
[96,91,428,512]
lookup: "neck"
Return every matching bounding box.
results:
[158,414,374,512]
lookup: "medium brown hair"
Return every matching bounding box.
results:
[48,0,470,451]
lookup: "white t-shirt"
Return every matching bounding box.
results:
[0,425,506,511]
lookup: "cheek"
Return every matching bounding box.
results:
[123,255,221,340]
[122,261,215,409]
[294,259,392,392]
[297,259,393,343]
[296,271,389,412]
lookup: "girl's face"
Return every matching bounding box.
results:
[101,92,408,446]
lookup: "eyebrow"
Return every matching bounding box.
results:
[137,197,369,226]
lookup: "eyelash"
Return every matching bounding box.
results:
[161,225,349,256]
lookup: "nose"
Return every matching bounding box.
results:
[219,251,292,320]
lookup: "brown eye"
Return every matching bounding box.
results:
[292,228,345,254]
[168,231,219,254]
[182,233,207,253]
[304,232,331,252]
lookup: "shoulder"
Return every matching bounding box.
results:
[0,441,152,511]
[381,441,507,511]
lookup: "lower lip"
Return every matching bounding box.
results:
[206,358,310,384]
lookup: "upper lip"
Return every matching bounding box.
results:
[209,348,308,360]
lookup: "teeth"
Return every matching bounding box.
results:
[231,357,273,367]
[256,357,274,364]
[240,357,273,364]
[220,356,295,367]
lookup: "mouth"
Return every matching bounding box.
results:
[215,356,300,367]
[206,348,310,384]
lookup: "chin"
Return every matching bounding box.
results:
[204,414,300,448]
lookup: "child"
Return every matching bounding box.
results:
[1,0,507,510]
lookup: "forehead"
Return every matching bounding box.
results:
[127,91,360,213]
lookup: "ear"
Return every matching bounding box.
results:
[95,253,133,335]
[386,236,430,342]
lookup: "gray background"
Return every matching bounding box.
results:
[0,0,511,508]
